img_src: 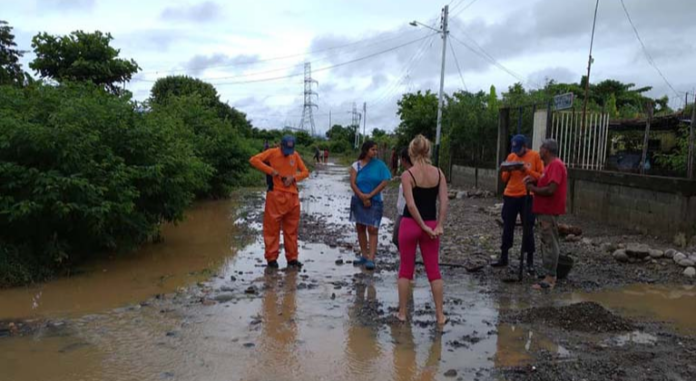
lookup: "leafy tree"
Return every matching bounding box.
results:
[0,82,209,285]
[30,30,140,93]
[371,128,387,138]
[395,90,438,146]
[0,20,25,86]
[326,124,354,143]
[151,75,252,136]
[149,94,256,198]
[444,88,498,166]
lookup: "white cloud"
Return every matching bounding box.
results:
[4,0,694,132]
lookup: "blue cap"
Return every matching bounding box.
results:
[511,134,527,154]
[281,135,296,156]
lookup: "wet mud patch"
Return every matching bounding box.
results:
[500,334,696,381]
[505,302,636,333]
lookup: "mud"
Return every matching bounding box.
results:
[2,163,696,381]
[504,301,636,333]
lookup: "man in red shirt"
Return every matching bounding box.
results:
[524,139,567,290]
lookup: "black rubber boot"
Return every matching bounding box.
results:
[287,260,303,269]
[491,259,509,267]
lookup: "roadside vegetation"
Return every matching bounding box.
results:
[0,22,323,287]
[0,18,684,287]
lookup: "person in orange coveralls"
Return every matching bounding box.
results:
[249,136,310,269]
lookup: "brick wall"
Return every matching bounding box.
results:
[451,165,498,193]
[568,169,696,239]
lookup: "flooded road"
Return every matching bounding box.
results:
[2,164,695,381]
[0,200,242,320]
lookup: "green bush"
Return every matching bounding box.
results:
[0,83,210,285]
[329,139,352,154]
[149,95,257,198]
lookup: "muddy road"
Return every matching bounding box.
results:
[1,163,695,381]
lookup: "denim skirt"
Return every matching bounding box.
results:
[349,196,384,228]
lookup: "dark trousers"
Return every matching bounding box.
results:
[500,195,535,265]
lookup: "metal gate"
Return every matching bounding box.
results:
[549,112,610,170]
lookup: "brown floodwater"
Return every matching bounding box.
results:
[0,199,241,320]
[2,164,695,381]
[565,284,696,334]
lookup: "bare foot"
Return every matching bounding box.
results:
[437,315,448,325]
[395,313,407,323]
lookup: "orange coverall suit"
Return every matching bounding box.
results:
[249,148,310,262]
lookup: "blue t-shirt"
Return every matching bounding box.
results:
[352,159,392,202]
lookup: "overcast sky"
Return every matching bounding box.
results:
[5,0,695,135]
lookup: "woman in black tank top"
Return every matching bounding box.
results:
[396,135,450,326]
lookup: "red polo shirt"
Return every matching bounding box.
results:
[532,158,567,215]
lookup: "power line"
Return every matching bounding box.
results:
[619,0,681,105]
[449,33,527,85]
[369,33,437,108]
[139,28,426,76]
[449,0,467,12]
[367,15,441,108]
[448,38,467,91]
[451,0,479,18]
[207,33,437,86]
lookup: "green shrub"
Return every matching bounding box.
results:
[149,95,256,198]
[0,83,209,285]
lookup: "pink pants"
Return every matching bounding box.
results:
[398,217,441,282]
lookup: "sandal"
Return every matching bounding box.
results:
[532,281,555,290]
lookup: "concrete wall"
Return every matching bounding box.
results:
[568,169,696,240]
[451,165,498,192]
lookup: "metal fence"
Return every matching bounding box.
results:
[549,111,610,170]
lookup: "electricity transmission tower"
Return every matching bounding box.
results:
[298,62,318,136]
[350,102,362,149]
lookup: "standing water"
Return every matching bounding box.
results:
[2,163,695,381]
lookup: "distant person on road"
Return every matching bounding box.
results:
[314,146,321,164]
[349,141,392,270]
[392,147,413,248]
[250,135,310,270]
[390,147,399,176]
[264,139,269,151]
[324,148,329,164]
[524,139,567,290]
[491,134,543,273]
[397,135,449,325]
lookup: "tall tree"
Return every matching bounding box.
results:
[395,90,438,146]
[30,30,139,93]
[150,75,252,136]
[0,20,25,86]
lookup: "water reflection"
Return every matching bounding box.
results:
[390,324,442,381]
[245,269,300,380]
[493,294,569,368]
[345,273,382,377]
[566,284,696,334]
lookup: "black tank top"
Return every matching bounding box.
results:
[403,169,440,221]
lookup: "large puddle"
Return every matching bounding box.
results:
[2,164,695,381]
[565,284,696,334]
[0,199,242,320]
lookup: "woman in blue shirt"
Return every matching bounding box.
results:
[349,141,392,270]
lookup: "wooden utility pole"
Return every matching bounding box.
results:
[640,102,653,175]
[496,108,510,195]
[688,98,695,179]
[581,0,601,133]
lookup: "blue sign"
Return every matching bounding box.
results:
[554,93,574,110]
